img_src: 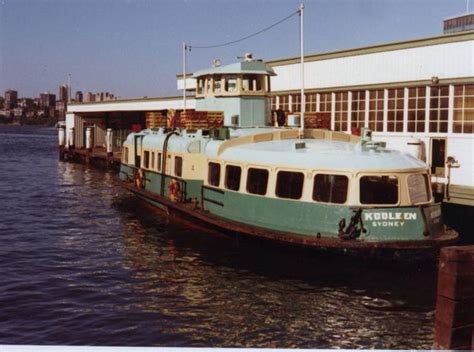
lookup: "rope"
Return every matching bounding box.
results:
[188,10,299,50]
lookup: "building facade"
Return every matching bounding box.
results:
[5,89,18,110]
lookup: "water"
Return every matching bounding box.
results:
[0,125,438,348]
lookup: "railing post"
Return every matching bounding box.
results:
[433,245,474,350]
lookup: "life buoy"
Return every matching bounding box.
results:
[168,178,181,202]
[135,168,144,188]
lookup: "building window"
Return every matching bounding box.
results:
[225,75,237,93]
[313,174,348,204]
[279,95,289,111]
[305,93,316,112]
[271,96,277,110]
[246,168,269,195]
[225,165,241,191]
[429,86,449,133]
[157,153,162,172]
[334,92,348,132]
[143,151,150,169]
[291,94,300,113]
[368,89,384,132]
[387,88,404,132]
[407,87,426,133]
[351,90,366,130]
[214,76,222,94]
[319,93,332,112]
[407,174,431,204]
[275,171,304,200]
[175,156,182,177]
[453,84,474,134]
[208,162,221,186]
[360,175,398,205]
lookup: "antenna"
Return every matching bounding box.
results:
[299,3,305,136]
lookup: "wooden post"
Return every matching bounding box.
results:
[433,245,474,350]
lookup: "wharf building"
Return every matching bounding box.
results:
[65,30,474,213]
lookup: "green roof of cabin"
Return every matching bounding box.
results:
[192,60,276,78]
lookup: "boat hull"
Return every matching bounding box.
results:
[119,179,458,258]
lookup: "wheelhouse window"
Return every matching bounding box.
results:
[225,75,237,93]
[313,174,348,204]
[246,168,269,195]
[276,171,304,199]
[197,78,204,95]
[143,151,150,169]
[225,165,241,191]
[214,76,222,94]
[151,152,155,169]
[208,162,221,186]
[175,156,182,177]
[407,174,431,204]
[360,176,399,205]
[242,74,262,92]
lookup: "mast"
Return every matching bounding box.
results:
[183,42,187,113]
[299,3,305,136]
[67,74,71,103]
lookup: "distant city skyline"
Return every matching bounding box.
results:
[0,0,471,99]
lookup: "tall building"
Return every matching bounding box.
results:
[75,91,83,102]
[444,13,474,33]
[84,92,95,102]
[5,90,18,110]
[39,92,56,108]
[58,85,68,102]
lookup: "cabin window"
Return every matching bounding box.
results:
[175,156,182,177]
[276,171,304,199]
[360,176,399,205]
[157,153,162,171]
[407,174,431,204]
[143,151,150,169]
[206,78,212,94]
[214,76,222,94]
[123,147,129,164]
[246,168,269,195]
[151,152,155,169]
[208,162,221,186]
[225,75,237,93]
[225,165,241,191]
[313,174,348,204]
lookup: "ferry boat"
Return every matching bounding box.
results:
[118,56,458,255]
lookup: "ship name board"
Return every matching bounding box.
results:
[364,212,417,227]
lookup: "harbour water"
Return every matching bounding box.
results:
[0,125,438,348]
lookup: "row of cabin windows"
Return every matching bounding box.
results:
[142,151,182,177]
[208,163,430,205]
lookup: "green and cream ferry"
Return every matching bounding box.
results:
[119,56,457,254]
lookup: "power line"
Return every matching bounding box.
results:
[188,9,300,50]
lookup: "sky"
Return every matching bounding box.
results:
[0,0,471,99]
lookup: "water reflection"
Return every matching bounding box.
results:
[115,195,436,348]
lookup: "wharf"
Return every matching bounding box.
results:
[59,146,121,170]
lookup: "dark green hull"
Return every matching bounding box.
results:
[119,164,458,253]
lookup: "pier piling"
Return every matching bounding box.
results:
[433,245,474,350]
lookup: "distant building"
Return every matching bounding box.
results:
[39,92,56,109]
[84,92,95,103]
[75,91,83,102]
[18,98,34,109]
[58,85,68,102]
[0,97,4,109]
[56,100,67,120]
[444,13,474,33]
[5,89,18,109]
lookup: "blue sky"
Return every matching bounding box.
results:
[0,0,470,99]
